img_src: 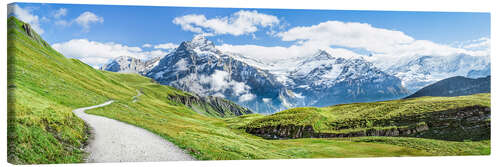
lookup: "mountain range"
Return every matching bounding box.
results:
[100,55,162,75]
[102,36,412,113]
[379,54,490,92]
[101,36,490,113]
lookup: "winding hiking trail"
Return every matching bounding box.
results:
[73,100,194,163]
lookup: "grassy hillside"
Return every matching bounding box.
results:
[6,16,246,164]
[7,16,490,164]
[243,93,490,141]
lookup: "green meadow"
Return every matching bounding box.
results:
[243,93,490,135]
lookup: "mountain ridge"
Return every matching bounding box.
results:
[103,37,410,113]
[380,54,490,92]
[406,75,491,99]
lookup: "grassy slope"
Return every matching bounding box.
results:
[7,16,489,164]
[8,16,206,164]
[243,93,490,133]
[85,76,433,160]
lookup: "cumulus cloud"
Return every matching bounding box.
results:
[276,20,491,59]
[52,39,166,68]
[52,11,103,32]
[53,8,67,18]
[173,10,279,36]
[55,20,71,27]
[277,21,415,54]
[75,11,103,31]
[218,20,489,70]
[452,37,491,53]
[175,59,189,71]
[142,43,152,48]
[154,43,178,50]
[41,16,50,22]
[8,4,44,34]
[239,93,256,102]
[199,70,256,102]
[217,43,363,63]
[149,50,168,57]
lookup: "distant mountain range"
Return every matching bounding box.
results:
[101,36,490,113]
[102,36,412,113]
[406,75,490,98]
[380,54,490,92]
[100,55,162,75]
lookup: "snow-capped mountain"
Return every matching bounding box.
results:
[145,35,291,113]
[100,56,162,75]
[287,51,409,106]
[467,63,491,79]
[380,54,490,92]
[102,36,410,113]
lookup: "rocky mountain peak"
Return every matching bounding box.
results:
[191,35,211,45]
[312,50,334,60]
[296,50,338,68]
[188,35,216,51]
[114,56,135,62]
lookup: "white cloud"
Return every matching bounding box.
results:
[53,8,67,18]
[173,10,279,36]
[199,70,256,102]
[41,16,50,22]
[276,20,491,59]
[262,98,271,103]
[8,4,44,34]
[239,93,256,102]
[75,11,103,31]
[219,20,489,72]
[461,37,490,50]
[175,59,189,71]
[278,21,415,54]
[53,11,104,32]
[154,43,178,50]
[52,39,165,68]
[142,43,152,48]
[55,20,71,27]
[149,50,167,57]
[218,43,363,63]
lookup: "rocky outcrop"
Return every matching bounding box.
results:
[21,23,50,48]
[246,122,430,140]
[246,105,490,141]
[22,23,33,38]
[168,94,253,117]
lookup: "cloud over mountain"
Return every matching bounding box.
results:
[52,39,167,68]
[173,10,279,36]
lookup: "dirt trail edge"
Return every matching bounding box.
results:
[73,100,195,162]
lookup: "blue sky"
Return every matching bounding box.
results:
[8,2,491,67]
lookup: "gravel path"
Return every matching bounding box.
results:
[73,100,195,163]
